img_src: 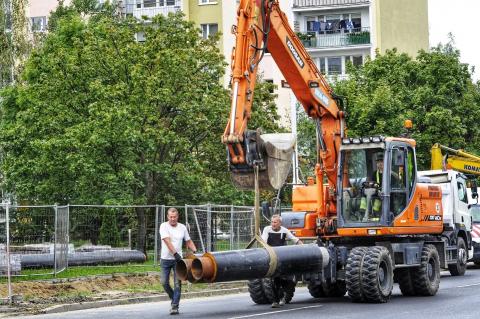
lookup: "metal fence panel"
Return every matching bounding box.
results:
[54,206,69,274]
[186,205,268,252]
[68,205,157,266]
[0,204,12,303]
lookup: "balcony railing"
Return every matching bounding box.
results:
[123,0,182,19]
[298,27,370,48]
[293,0,370,8]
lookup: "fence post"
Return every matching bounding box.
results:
[206,204,211,252]
[66,204,70,270]
[5,202,12,304]
[53,204,58,277]
[154,204,159,267]
[230,205,234,250]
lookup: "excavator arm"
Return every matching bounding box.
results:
[431,143,480,175]
[223,0,345,197]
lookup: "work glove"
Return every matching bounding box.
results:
[185,251,197,259]
[173,252,182,263]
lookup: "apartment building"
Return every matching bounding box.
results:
[260,0,429,124]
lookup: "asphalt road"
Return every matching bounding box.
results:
[17,264,480,319]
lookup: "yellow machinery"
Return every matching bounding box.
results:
[431,143,480,175]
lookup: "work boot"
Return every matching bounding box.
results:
[271,302,280,308]
[170,304,179,315]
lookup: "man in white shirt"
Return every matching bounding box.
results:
[160,207,197,315]
[261,214,302,308]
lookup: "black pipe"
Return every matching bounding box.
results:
[181,244,329,283]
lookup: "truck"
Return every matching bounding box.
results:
[176,0,471,304]
[417,170,472,276]
[469,204,480,265]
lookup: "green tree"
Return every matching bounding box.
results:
[332,45,480,169]
[0,8,281,251]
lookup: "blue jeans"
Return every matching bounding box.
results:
[160,259,181,306]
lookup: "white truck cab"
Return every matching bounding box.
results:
[418,170,472,276]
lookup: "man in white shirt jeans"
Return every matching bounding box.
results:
[160,207,197,315]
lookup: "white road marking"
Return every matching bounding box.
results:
[456,282,480,288]
[226,305,324,319]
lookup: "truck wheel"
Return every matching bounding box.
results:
[448,237,467,276]
[412,244,440,296]
[248,279,269,304]
[394,268,415,296]
[361,246,393,303]
[346,246,368,302]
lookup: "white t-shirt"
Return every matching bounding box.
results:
[261,225,299,244]
[160,222,191,260]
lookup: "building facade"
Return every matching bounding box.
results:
[260,0,429,125]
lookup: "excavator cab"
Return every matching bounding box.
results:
[337,136,417,228]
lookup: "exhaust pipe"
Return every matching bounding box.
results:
[177,244,329,283]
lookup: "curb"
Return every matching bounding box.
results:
[40,287,249,314]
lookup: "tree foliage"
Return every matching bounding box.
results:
[0,7,281,249]
[332,45,480,169]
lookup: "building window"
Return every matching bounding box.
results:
[352,55,363,67]
[319,58,326,75]
[31,16,47,32]
[327,57,342,75]
[201,24,218,39]
[143,0,156,8]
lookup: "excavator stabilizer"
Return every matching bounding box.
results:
[230,133,295,190]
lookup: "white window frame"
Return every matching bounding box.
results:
[201,23,218,39]
[199,0,218,5]
[31,16,47,32]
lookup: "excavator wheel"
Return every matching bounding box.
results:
[394,268,416,296]
[308,280,346,298]
[412,244,440,296]
[307,281,326,298]
[360,246,393,303]
[248,279,269,304]
[346,246,368,302]
[448,237,467,276]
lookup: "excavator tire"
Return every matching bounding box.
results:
[263,278,295,304]
[361,246,393,303]
[394,268,416,296]
[323,280,347,297]
[346,246,368,302]
[248,279,269,304]
[448,237,467,276]
[307,281,326,298]
[412,244,440,296]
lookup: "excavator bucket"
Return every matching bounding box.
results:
[230,133,295,190]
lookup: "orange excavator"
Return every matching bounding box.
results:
[177,0,464,304]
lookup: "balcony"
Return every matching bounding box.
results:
[123,0,182,19]
[298,27,370,48]
[293,0,370,8]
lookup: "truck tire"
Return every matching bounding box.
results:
[412,244,440,296]
[448,237,467,276]
[394,268,415,296]
[361,246,393,303]
[263,278,295,304]
[346,246,368,302]
[248,279,269,304]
